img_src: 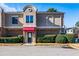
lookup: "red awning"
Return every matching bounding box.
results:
[23,27,35,32]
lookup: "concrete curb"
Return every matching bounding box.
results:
[0,43,23,46]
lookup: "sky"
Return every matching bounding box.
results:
[0,3,79,28]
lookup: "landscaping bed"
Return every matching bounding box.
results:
[36,34,76,43]
[68,43,79,49]
[0,36,24,43]
[0,34,78,47]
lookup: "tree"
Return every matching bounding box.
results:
[75,21,79,27]
[47,8,57,12]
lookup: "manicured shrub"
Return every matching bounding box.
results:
[0,36,24,43]
[37,34,45,37]
[36,34,45,43]
[44,35,56,43]
[40,37,51,43]
[37,35,56,43]
[36,37,43,43]
[55,35,68,43]
[66,34,75,43]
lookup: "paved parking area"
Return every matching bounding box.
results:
[0,46,79,56]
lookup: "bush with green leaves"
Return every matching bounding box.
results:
[37,35,56,43]
[0,36,24,43]
[37,34,45,37]
[65,34,75,43]
[55,35,68,43]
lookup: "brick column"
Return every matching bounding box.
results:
[23,31,28,43]
[78,34,79,38]
[0,28,1,36]
[0,27,3,37]
[77,29,79,38]
[32,32,36,45]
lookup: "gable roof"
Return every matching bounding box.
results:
[23,5,37,12]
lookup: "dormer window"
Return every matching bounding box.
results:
[26,15,33,23]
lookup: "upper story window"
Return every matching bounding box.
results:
[12,16,18,24]
[71,29,73,32]
[48,16,54,23]
[30,16,33,23]
[26,15,33,23]
[26,16,29,23]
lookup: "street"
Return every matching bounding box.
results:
[0,46,79,56]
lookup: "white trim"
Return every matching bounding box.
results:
[11,15,19,25]
[26,15,33,23]
[11,15,18,17]
[3,26,23,28]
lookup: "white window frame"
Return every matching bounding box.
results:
[11,16,19,24]
[26,15,33,23]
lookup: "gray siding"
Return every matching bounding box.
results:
[5,14,23,27]
[36,14,63,27]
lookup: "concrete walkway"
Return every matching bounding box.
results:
[0,46,79,56]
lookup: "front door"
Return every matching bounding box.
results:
[27,32,32,43]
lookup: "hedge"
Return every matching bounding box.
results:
[55,35,68,43]
[37,34,77,43]
[37,35,56,43]
[37,34,45,37]
[65,34,75,43]
[0,36,24,43]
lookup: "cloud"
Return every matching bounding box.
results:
[0,3,17,12]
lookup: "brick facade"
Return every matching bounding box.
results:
[2,28,23,36]
[36,28,61,35]
[0,27,2,36]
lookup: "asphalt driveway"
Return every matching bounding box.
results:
[0,46,79,56]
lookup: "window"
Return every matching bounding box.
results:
[30,16,33,23]
[71,30,73,32]
[26,15,33,23]
[48,16,54,24]
[26,16,29,23]
[12,17,18,24]
[28,32,32,38]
